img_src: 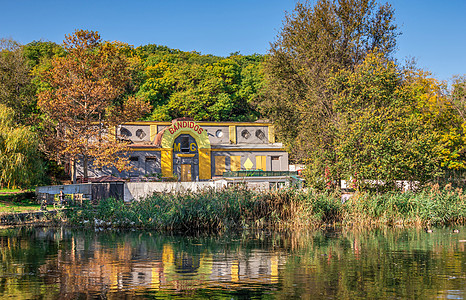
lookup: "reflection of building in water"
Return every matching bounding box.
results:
[210,250,279,284]
[48,237,283,296]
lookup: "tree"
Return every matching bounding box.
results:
[23,40,64,68]
[37,30,151,181]
[330,52,450,189]
[0,39,37,122]
[136,47,263,121]
[263,0,399,185]
[0,104,45,188]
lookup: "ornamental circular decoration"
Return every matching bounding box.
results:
[255,129,265,140]
[241,129,251,139]
[136,129,146,139]
[120,127,131,137]
[215,130,223,138]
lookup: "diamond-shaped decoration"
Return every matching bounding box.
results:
[243,158,253,170]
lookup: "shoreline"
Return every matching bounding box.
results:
[3,185,466,231]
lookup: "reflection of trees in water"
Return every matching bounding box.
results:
[0,228,466,299]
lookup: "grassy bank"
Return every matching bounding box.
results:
[64,184,466,231]
[0,190,41,214]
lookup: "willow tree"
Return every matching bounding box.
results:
[263,0,399,187]
[38,30,151,181]
[0,105,45,188]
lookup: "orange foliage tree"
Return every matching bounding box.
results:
[38,30,151,181]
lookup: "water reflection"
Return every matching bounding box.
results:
[0,227,465,299]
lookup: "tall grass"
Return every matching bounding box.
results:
[66,184,466,231]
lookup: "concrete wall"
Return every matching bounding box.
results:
[124,182,226,201]
[36,180,281,203]
[203,126,230,144]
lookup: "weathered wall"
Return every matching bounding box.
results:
[124,182,224,201]
[35,180,278,203]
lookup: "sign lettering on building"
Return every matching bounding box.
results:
[168,121,204,135]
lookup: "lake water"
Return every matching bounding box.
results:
[0,226,465,299]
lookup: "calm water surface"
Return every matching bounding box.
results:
[0,226,465,299]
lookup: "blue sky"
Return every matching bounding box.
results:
[1,0,465,82]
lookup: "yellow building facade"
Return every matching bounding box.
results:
[80,118,288,181]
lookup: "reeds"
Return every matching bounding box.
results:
[65,184,466,231]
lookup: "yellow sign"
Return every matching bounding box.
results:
[173,142,197,152]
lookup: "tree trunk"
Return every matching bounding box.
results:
[83,155,88,181]
[71,158,77,184]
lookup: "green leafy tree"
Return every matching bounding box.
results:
[0,104,45,188]
[331,52,448,189]
[136,47,263,121]
[263,0,399,185]
[0,39,37,122]
[23,40,64,68]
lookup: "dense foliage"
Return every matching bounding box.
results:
[264,0,466,189]
[0,105,45,188]
[0,31,265,185]
[134,47,264,121]
[1,0,466,187]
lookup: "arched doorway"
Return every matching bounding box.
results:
[173,134,199,181]
[159,119,211,180]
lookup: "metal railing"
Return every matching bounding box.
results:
[223,170,298,177]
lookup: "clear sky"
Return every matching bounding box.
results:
[1,0,465,82]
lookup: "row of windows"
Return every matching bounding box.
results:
[129,156,157,162]
[215,155,280,175]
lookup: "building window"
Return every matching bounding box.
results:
[145,157,157,162]
[136,129,146,139]
[130,156,139,162]
[181,136,190,152]
[241,129,251,139]
[255,129,265,140]
[271,156,280,161]
[231,156,241,171]
[215,156,226,176]
[256,156,266,171]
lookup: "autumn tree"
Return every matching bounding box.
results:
[263,0,399,185]
[37,30,151,181]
